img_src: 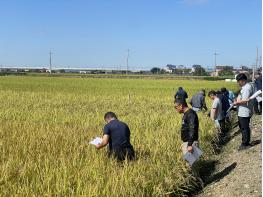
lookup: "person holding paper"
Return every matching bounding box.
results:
[233,73,254,151]
[174,97,199,155]
[95,112,135,162]
[208,90,224,130]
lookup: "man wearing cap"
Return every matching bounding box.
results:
[233,73,254,150]
[189,89,208,112]
[174,97,199,155]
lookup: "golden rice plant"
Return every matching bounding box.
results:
[0,76,237,196]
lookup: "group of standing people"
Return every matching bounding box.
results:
[175,86,231,132]
[94,72,261,162]
[175,72,261,151]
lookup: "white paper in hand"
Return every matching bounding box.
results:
[256,96,262,102]
[183,145,202,166]
[90,137,102,146]
[250,90,262,100]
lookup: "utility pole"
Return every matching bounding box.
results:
[253,47,259,81]
[259,55,262,68]
[49,50,53,75]
[126,49,129,75]
[213,50,219,72]
[256,46,259,69]
[252,63,255,81]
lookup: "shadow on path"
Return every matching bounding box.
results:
[205,162,237,185]
[250,139,261,146]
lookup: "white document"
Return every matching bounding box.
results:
[89,137,103,146]
[183,145,202,166]
[250,90,262,100]
[256,96,262,102]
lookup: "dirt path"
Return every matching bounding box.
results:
[195,115,262,197]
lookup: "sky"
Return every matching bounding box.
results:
[0,0,261,70]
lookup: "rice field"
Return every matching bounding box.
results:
[0,76,237,196]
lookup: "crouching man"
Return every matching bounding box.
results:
[96,112,135,162]
[174,98,199,155]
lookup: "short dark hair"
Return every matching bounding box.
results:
[221,87,227,93]
[236,73,247,81]
[104,112,117,120]
[178,87,183,90]
[216,90,221,95]
[174,97,187,107]
[208,90,217,97]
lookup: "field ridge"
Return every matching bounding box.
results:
[195,114,262,197]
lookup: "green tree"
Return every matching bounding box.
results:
[192,65,207,76]
[150,67,161,74]
[218,70,234,76]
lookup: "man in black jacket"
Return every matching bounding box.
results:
[174,97,199,154]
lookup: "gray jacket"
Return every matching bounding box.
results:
[190,92,207,110]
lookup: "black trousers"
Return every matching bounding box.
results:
[238,116,251,145]
[219,118,226,133]
[109,146,135,162]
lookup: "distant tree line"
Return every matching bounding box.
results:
[150,67,166,74]
[150,65,208,76]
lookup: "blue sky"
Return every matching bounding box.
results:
[0,0,261,69]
